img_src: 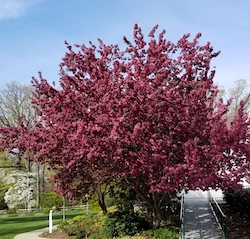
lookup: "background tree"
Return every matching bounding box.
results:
[226,79,250,115]
[4,172,36,210]
[0,82,36,127]
[0,82,46,208]
[0,81,36,170]
[5,25,250,227]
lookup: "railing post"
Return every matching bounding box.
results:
[179,191,185,239]
[63,196,66,222]
[49,210,53,233]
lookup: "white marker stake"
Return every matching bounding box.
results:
[49,210,53,233]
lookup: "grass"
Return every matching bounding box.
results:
[0,211,86,239]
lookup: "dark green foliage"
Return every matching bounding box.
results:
[112,186,137,211]
[0,197,8,210]
[224,188,250,218]
[0,183,9,210]
[102,209,151,238]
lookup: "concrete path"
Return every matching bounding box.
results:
[184,190,224,239]
[14,225,57,239]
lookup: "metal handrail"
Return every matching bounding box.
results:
[179,192,185,239]
[208,190,227,239]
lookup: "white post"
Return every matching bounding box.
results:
[85,194,89,215]
[49,210,53,233]
[63,196,66,222]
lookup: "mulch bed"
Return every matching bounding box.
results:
[39,230,75,239]
[219,204,250,239]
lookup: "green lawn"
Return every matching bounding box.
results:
[0,211,85,239]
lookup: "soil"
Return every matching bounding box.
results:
[219,204,250,239]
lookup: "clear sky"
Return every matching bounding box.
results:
[0,0,249,90]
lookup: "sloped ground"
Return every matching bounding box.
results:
[219,204,250,239]
[40,200,250,239]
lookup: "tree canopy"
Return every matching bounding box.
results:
[1,24,250,226]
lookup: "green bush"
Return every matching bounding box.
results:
[143,227,178,239]
[89,233,99,239]
[58,214,103,237]
[102,209,151,238]
[43,207,51,215]
[88,196,102,211]
[59,222,85,237]
[57,208,178,239]
[40,192,63,209]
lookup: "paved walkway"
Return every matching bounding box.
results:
[14,225,57,239]
[184,190,224,239]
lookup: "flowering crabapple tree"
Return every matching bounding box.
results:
[10,24,250,226]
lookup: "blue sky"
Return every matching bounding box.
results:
[0,0,249,91]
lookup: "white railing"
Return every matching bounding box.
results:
[0,204,88,214]
[208,190,227,239]
[58,204,88,210]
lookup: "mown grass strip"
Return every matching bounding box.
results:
[0,211,84,239]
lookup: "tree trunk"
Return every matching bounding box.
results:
[152,203,163,228]
[96,183,109,215]
[132,186,170,228]
[98,193,108,214]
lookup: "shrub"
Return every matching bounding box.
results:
[224,188,250,218]
[40,192,63,209]
[88,196,102,211]
[58,214,102,237]
[102,209,151,238]
[59,222,85,237]
[43,207,51,215]
[144,227,179,239]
